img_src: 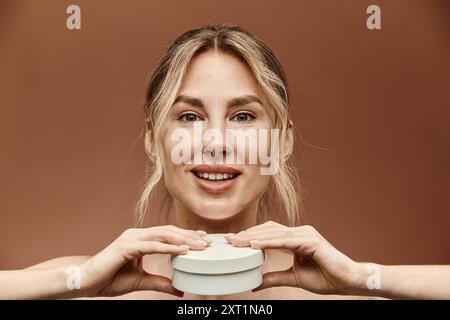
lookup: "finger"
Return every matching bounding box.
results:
[137,273,184,297]
[163,227,212,245]
[243,224,318,241]
[195,230,208,236]
[224,228,277,243]
[224,222,284,243]
[168,226,212,241]
[252,268,299,291]
[224,233,236,243]
[144,225,211,243]
[137,229,210,250]
[227,229,289,247]
[129,241,190,257]
[249,237,317,256]
[239,221,282,233]
[141,226,207,240]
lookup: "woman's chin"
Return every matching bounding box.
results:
[191,205,243,222]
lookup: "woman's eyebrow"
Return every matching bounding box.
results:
[173,94,263,108]
[173,95,204,108]
[227,95,263,108]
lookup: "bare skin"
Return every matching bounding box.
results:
[125,245,373,300]
[1,51,449,300]
[5,223,449,300]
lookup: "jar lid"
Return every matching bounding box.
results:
[171,233,264,274]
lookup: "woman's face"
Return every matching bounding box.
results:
[160,51,273,221]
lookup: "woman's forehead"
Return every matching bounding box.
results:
[179,51,260,96]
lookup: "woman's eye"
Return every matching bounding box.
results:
[179,113,202,122]
[231,112,255,122]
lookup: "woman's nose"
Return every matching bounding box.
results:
[202,120,232,163]
[203,140,232,163]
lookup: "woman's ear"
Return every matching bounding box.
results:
[283,119,294,161]
[144,118,157,157]
[144,129,155,158]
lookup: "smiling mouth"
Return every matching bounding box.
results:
[193,172,237,181]
[190,165,241,193]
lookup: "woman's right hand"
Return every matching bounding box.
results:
[77,225,210,297]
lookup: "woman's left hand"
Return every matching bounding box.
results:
[225,221,365,295]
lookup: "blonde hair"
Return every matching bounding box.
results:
[136,25,302,227]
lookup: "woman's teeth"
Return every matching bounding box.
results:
[194,172,235,181]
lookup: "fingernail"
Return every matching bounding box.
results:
[196,230,207,235]
[249,240,260,247]
[195,239,207,246]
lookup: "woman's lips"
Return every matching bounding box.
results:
[190,165,241,193]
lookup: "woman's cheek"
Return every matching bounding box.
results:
[245,165,270,194]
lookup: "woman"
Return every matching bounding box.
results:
[1,25,449,300]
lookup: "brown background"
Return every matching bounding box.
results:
[1,0,449,269]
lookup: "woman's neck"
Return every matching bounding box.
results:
[173,201,258,234]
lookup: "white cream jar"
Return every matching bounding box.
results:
[171,233,265,295]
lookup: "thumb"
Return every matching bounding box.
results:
[136,272,184,297]
[252,267,299,292]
